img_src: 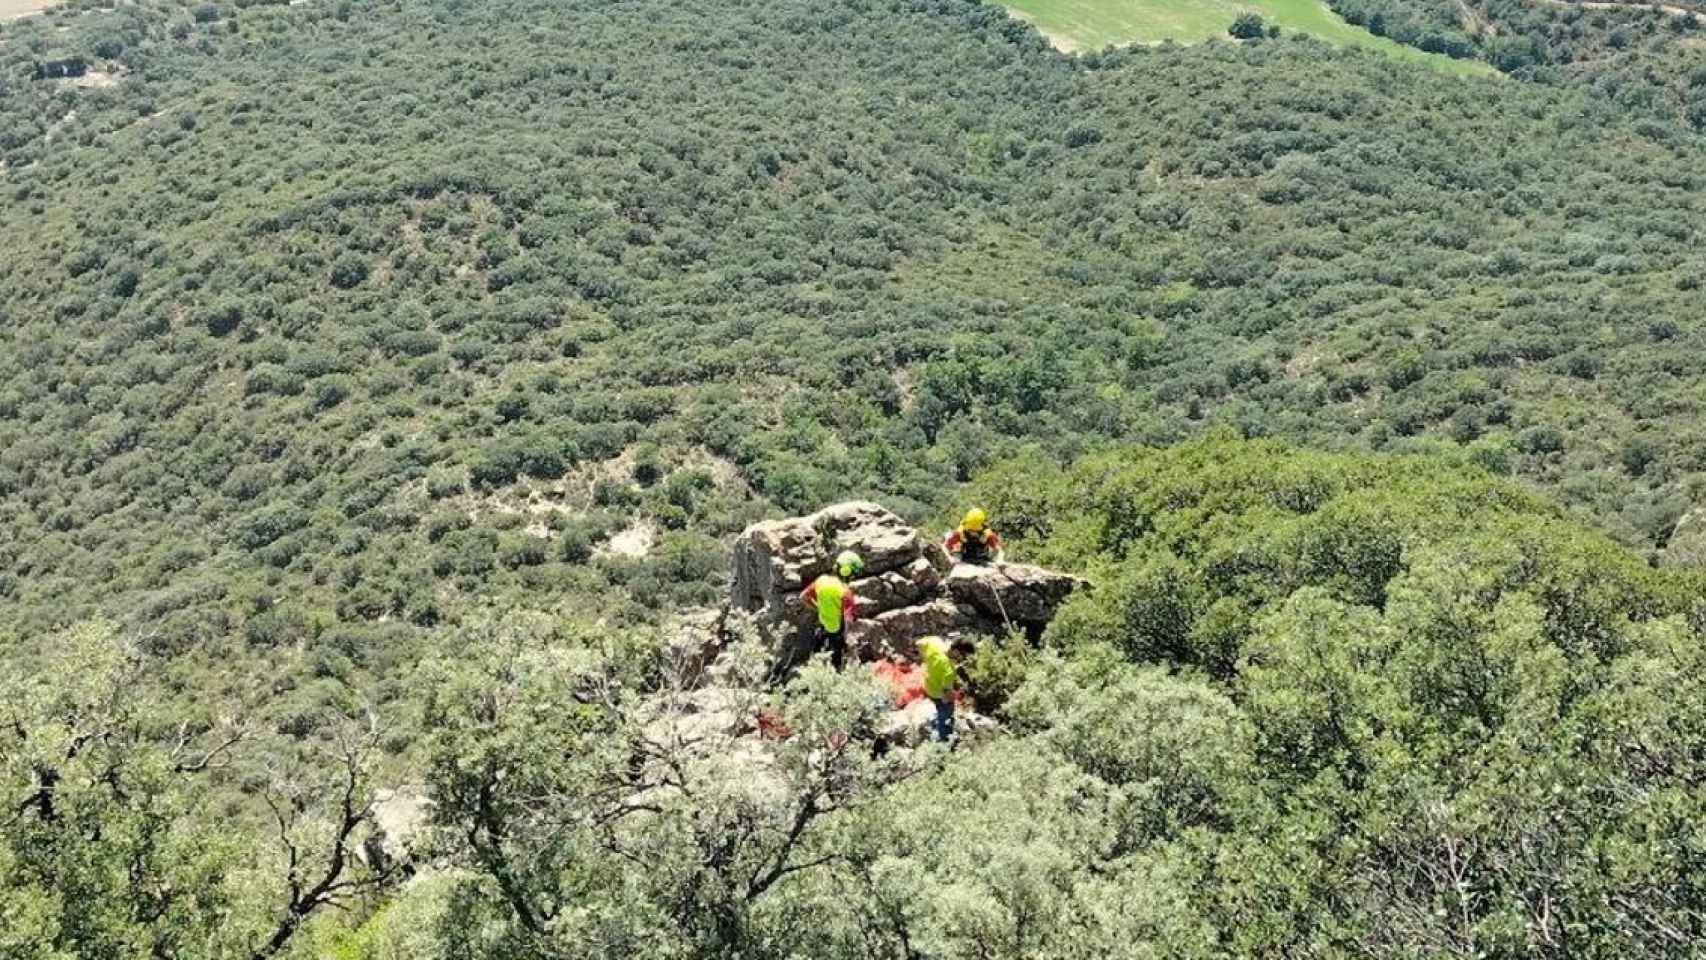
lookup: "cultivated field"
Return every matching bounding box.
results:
[0,0,59,20]
[1002,0,1495,75]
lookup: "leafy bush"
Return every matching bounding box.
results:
[1228,12,1266,39]
[329,254,370,290]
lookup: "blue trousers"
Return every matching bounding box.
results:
[931,696,955,742]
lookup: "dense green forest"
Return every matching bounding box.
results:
[4,0,1706,953]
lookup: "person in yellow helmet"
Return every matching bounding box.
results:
[918,635,976,742]
[800,550,863,670]
[944,508,1003,565]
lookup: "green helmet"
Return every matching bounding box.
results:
[835,551,864,578]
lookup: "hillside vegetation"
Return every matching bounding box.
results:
[10,437,1706,958]
[5,0,1706,952]
[2,0,1706,699]
[1329,0,1706,126]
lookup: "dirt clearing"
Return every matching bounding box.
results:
[0,0,59,21]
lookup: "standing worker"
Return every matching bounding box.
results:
[944,508,1003,565]
[800,551,863,670]
[918,635,975,742]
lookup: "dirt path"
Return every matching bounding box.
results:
[1540,0,1701,17]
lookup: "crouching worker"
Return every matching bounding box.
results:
[919,636,976,743]
[945,508,1003,565]
[801,551,863,670]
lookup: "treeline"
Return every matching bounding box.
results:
[1329,0,1480,59]
[1329,0,1706,126]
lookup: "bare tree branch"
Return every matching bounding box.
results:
[248,714,392,960]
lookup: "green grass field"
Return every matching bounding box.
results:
[1002,0,1495,76]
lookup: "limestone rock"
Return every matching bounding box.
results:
[640,686,758,746]
[359,787,433,876]
[853,557,942,612]
[729,501,1081,665]
[878,699,940,749]
[661,607,729,687]
[855,598,975,660]
[731,501,937,620]
[946,563,1083,627]
[876,698,997,750]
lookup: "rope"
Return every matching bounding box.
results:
[985,564,1016,636]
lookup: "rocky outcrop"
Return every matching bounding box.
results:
[731,501,947,618]
[729,501,1083,665]
[877,699,999,750]
[615,503,1080,780]
[358,787,433,877]
[661,607,731,685]
[946,563,1082,634]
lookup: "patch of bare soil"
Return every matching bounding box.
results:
[1284,347,1325,380]
[0,0,59,21]
[69,68,122,88]
[601,521,657,560]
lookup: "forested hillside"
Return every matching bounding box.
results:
[6,0,1706,950]
[6,0,1706,952]
[3,0,1706,695]
[1329,0,1706,126]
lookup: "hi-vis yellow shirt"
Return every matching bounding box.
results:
[919,637,956,700]
[804,574,853,632]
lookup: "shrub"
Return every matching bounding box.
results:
[498,534,549,568]
[633,444,664,486]
[234,503,309,550]
[203,299,244,337]
[1517,424,1565,455]
[329,253,369,290]
[313,376,353,410]
[1229,12,1266,39]
[427,469,466,499]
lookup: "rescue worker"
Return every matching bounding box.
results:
[919,635,976,742]
[944,508,1003,565]
[800,551,862,670]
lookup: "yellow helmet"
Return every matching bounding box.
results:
[962,508,988,532]
[836,551,864,578]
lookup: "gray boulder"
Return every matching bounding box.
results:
[661,607,730,687]
[358,787,433,877]
[730,500,950,600]
[856,598,976,660]
[729,502,1082,666]
[853,557,943,612]
[946,563,1084,626]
